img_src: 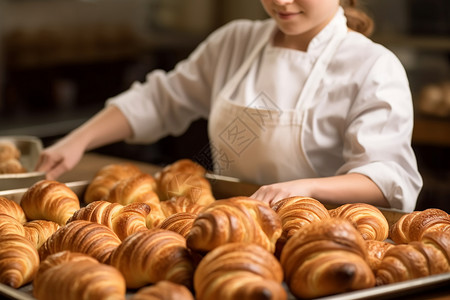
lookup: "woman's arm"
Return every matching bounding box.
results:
[36,105,133,180]
[251,173,390,208]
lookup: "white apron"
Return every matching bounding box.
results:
[208,25,347,185]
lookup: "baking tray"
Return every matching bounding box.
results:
[0,136,45,190]
[0,178,449,299]
[1,272,449,300]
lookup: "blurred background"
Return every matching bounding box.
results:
[0,0,449,211]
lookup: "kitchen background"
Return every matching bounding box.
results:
[0,0,449,211]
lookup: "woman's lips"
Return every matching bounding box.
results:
[277,11,302,20]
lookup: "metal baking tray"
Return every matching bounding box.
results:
[0,136,45,190]
[1,272,449,300]
[0,179,449,299]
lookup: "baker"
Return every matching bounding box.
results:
[36,0,422,212]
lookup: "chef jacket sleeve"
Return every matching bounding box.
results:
[337,51,423,212]
[105,20,256,144]
[105,39,217,143]
[105,19,269,144]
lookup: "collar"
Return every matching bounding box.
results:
[306,6,348,54]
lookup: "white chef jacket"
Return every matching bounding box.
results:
[107,9,423,212]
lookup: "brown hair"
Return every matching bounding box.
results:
[341,0,374,37]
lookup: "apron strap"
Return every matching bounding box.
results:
[295,27,347,111]
[220,25,275,98]
[296,25,348,177]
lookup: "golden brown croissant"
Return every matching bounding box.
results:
[158,212,197,238]
[157,171,215,206]
[271,196,330,255]
[36,250,96,275]
[84,163,143,203]
[68,200,123,228]
[389,208,450,244]
[20,180,80,225]
[0,234,40,288]
[186,197,282,254]
[111,202,151,240]
[145,201,167,229]
[376,233,450,285]
[0,213,25,236]
[329,203,389,241]
[420,230,450,260]
[148,196,205,231]
[0,196,27,223]
[109,228,195,289]
[157,159,206,179]
[23,220,60,249]
[365,240,395,273]
[33,251,126,300]
[0,158,26,174]
[194,242,287,300]
[0,140,20,161]
[106,173,160,206]
[39,220,121,264]
[280,218,375,299]
[160,196,205,217]
[131,280,195,300]
[68,200,150,241]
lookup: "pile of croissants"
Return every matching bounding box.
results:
[0,159,449,300]
[0,140,27,174]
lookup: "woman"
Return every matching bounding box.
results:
[36,0,422,212]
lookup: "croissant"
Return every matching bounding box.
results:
[148,196,205,232]
[194,242,286,300]
[39,220,121,264]
[68,200,123,228]
[376,232,450,285]
[157,159,207,178]
[271,196,330,256]
[0,234,40,288]
[0,196,27,223]
[420,230,450,259]
[111,202,151,240]
[158,212,197,238]
[160,196,205,217]
[389,208,450,244]
[145,201,167,229]
[186,196,282,254]
[84,163,143,203]
[0,140,20,161]
[131,281,195,300]
[33,251,126,300]
[106,173,160,206]
[280,218,375,299]
[329,203,389,241]
[20,180,80,225]
[0,158,27,174]
[36,250,97,275]
[68,201,150,240]
[365,240,395,273]
[109,228,195,289]
[23,220,60,249]
[157,171,215,206]
[0,213,25,236]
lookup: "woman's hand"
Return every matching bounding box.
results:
[251,179,314,206]
[36,136,86,180]
[251,174,389,208]
[36,105,133,180]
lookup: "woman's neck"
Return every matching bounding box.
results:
[272,8,339,52]
[273,30,316,52]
